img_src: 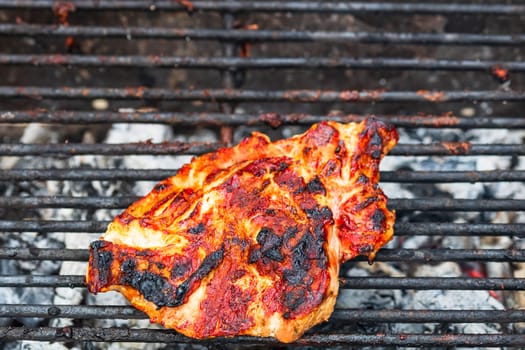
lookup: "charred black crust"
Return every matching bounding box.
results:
[173,246,225,306]
[265,208,276,216]
[248,248,261,263]
[371,209,386,231]
[354,196,378,211]
[188,223,205,235]
[306,176,326,195]
[278,161,289,172]
[282,222,328,318]
[283,231,315,285]
[284,288,306,311]
[283,226,298,246]
[360,117,387,160]
[121,269,178,308]
[256,227,284,262]
[323,160,336,176]
[263,247,284,262]
[371,131,382,147]
[121,259,136,274]
[119,247,225,308]
[303,205,333,221]
[357,174,369,184]
[170,261,191,279]
[191,248,225,281]
[358,244,374,255]
[90,240,108,250]
[90,240,113,288]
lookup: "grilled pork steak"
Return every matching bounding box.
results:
[86,118,398,342]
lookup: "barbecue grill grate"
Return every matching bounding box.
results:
[1,1,525,349]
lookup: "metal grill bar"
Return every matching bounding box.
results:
[0,1,524,15]
[2,169,525,183]
[1,25,524,45]
[1,196,523,211]
[340,277,525,290]
[1,304,524,323]
[1,275,524,290]
[0,220,108,232]
[2,111,525,129]
[1,327,524,347]
[1,221,522,237]
[2,87,525,103]
[1,143,524,156]
[0,142,223,156]
[4,55,525,72]
[2,248,524,263]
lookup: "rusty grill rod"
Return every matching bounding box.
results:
[1,24,524,45]
[2,87,525,102]
[1,327,525,347]
[1,304,524,324]
[1,142,523,156]
[2,111,524,129]
[0,221,522,237]
[3,55,525,72]
[1,169,525,183]
[0,196,524,211]
[1,1,524,15]
[2,111,525,129]
[2,248,524,263]
[1,275,524,290]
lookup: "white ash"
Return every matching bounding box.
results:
[337,267,404,310]
[394,262,505,350]
[105,123,217,195]
[2,341,71,350]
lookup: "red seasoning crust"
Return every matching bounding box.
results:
[86,118,398,342]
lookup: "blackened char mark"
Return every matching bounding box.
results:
[119,247,225,308]
[282,232,312,285]
[120,258,136,274]
[170,260,191,279]
[360,117,389,161]
[122,270,178,308]
[174,246,225,306]
[119,259,180,308]
[248,248,261,263]
[89,240,114,290]
[256,227,284,262]
[357,174,369,184]
[263,248,284,262]
[282,226,298,248]
[284,287,306,313]
[358,244,374,255]
[354,196,378,211]
[283,222,328,285]
[371,131,382,147]
[303,205,333,221]
[312,223,328,268]
[371,209,386,231]
[321,159,341,177]
[306,176,326,195]
[188,223,205,235]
